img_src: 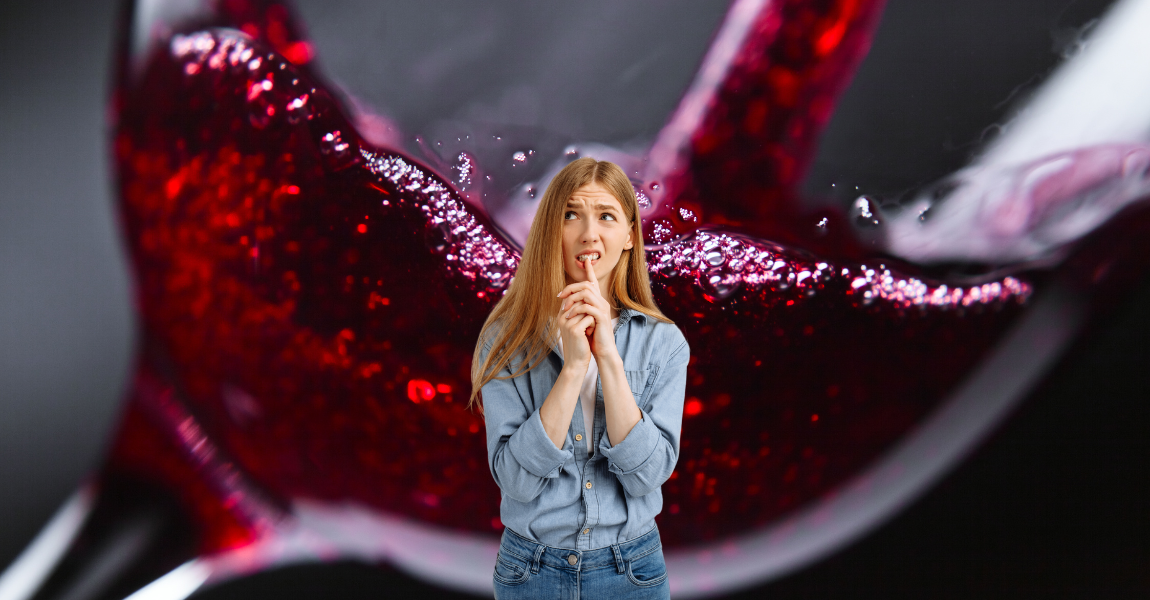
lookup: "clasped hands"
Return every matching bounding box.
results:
[556,257,618,370]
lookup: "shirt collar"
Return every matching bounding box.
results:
[618,307,650,326]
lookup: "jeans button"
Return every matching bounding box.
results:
[567,554,578,565]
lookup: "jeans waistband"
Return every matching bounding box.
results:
[499,525,661,574]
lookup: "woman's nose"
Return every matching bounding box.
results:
[581,222,600,243]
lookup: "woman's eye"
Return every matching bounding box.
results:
[564,211,577,220]
[601,213,616,221]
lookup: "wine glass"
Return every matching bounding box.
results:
[3,0,1149,598]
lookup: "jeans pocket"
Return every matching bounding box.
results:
[625,545,668,587]
[493,547,532,586]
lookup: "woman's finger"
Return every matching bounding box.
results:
[557,281,594,299]
[582,256,597,284]
[574,314,596,335]
[586,258,604,294]
[583,258,603,296]
[561,290,598,312]
[569,295,606,316]
[563,303,581,319]
[560,292,581,312]
[562,313,582,334]
[564,302,604,321]
[562,306,592,326]
[564,283,610,307]
[564,310,594,328]
[564,288,609,311]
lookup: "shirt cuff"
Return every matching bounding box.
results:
[508,407,570,478]
[598,408,660,475]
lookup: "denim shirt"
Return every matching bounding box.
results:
[480,307,689,550]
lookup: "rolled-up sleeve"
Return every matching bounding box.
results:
[481,341,571,503]
[598,336,689,497]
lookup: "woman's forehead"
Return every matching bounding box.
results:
[568,182,622,209]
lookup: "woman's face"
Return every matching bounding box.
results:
[561,181,634,289]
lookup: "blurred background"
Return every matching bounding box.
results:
[0,0,1147,597]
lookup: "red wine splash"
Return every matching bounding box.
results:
[645,0,890,254]
[110,4,1031,552]
[29,0,1150,598]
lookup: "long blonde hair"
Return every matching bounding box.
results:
[468,157,671,412]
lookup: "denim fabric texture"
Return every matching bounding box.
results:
[493,523,671,599]
[480,308,689,551]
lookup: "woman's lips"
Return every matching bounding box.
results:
[575,252,601,265]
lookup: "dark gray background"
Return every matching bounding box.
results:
[0,0,132,572]
[0,0,1146,597]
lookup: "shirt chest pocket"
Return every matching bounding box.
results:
[624,366,658,408]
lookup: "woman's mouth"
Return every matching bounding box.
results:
[575,252,601,264]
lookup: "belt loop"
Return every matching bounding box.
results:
[531,544,545,574]
[611,543,625,574]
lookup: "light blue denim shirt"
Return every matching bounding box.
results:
[480,307,689,550]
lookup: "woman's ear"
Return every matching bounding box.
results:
[624,229,634,250]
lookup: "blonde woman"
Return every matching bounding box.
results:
[470,157,688,599]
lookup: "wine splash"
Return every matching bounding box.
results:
[7,0,1150,598]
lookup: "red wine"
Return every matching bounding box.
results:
[108,0,1034,552]
[33,0,1142,598]
[645,0,891,253]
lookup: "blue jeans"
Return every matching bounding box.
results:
[493,525,671,599]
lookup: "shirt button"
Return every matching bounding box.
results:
[583,528,590,534]
[567,554,578,565]
[585,481,592,489]
[575,434,582,441]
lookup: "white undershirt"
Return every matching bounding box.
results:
[555,317,618,454]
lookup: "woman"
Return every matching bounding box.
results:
[470,157,689,599]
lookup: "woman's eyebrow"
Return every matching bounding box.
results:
[593,203,619,211]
